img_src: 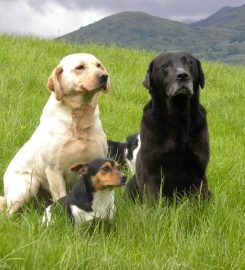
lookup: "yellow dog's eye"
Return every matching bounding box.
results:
[76,65,84,70]
[97,63,101,68]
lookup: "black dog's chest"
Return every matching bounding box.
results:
[161,139,196,168]
[144,120,191,150]
[142,122,203,168]
[164,138,195,167]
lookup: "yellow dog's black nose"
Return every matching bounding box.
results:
[98,73,108,83]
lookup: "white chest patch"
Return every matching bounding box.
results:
[92,189,116,219]
[70,189,116,225]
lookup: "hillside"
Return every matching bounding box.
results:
[0,34,244,269]
[58,6,245,65]
[192,5,245,30]
[59,12,200,51]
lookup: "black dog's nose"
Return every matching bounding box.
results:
[98,73,108,83]
[176,71,189,81]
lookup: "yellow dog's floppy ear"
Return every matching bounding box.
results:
[47,66,63,100]
[71,164,89,175]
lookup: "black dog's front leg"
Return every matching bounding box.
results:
[136,165,162,203]
[191,175,211,200]
[125,175,139,202]
[125,168,161,203]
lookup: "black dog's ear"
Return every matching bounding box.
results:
[197,59,205,89]
[143,60,154,91]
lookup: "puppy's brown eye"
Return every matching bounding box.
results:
[97,63,101,68]
[76,65,84,70]
[102,166,111,172]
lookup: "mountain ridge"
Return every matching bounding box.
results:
[58,5,245,65]
[191,4,245,30]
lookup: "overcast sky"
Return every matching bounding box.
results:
[0,0,244,38]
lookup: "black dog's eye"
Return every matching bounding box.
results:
[75,65,85,70]
[161,63,169,69]
[187,59,193,66]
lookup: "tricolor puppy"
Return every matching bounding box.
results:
[42,158,126,225]
[0,53,110,216]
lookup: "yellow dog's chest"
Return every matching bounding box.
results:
[60,133,107,168]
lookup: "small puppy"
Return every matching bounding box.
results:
[42,158,126,225]
[0,53,109,216]
[107,133,140,174]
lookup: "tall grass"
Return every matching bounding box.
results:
[0,34,244,269]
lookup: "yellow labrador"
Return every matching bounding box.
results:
[0,53,109,216]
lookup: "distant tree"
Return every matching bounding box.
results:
[230,32,245,43]
[227,46,240,55]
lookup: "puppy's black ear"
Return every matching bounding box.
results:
[143,60,153,91]
[197,59,205,89]
[71,164,89,175]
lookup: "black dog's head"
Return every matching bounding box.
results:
[143,52,204,98]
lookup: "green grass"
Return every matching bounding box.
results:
[0,34,244,270]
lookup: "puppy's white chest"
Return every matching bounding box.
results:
[70,190,116,225]
[92,190,115,219]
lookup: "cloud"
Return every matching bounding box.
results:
[0,0,244,37]
[0,0,111,37]
[24,0,245,19]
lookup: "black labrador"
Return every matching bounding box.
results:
[126,52,211,202]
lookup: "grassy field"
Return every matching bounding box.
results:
[0,34,244,270]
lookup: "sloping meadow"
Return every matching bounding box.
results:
[0,35,244,269]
